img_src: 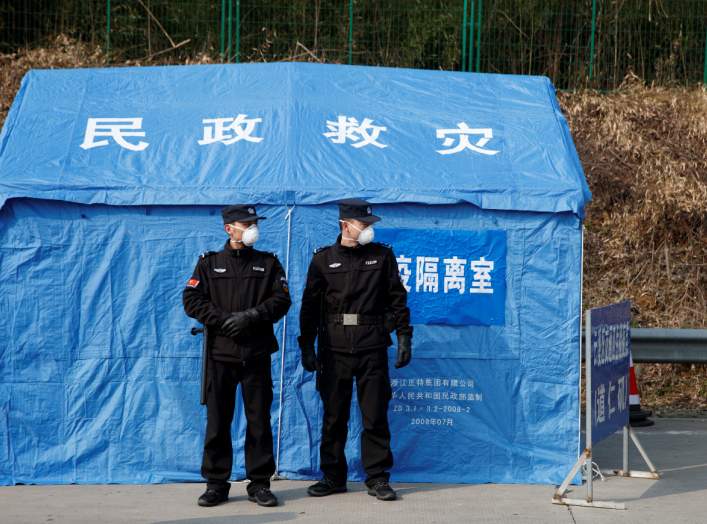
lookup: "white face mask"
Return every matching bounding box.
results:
[342,221,375,245]
[230,223,260,246]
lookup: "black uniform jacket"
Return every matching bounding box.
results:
[183,241,291,362]
[299,235,412,354]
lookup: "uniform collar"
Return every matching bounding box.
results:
[224,240,254,257]
[335,234,364,253]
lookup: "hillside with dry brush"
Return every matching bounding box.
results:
[2,37,705,414]
[559,84,706,414]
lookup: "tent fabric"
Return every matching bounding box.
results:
[0,200,581,485]
[0,63,590,216]
[0,63,589,485]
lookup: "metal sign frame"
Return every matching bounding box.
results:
[552,303,660,510]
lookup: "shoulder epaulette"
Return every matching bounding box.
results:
[199,250,217,259]
[314,245,331,255]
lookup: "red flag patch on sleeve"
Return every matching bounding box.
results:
[186,278,200,288]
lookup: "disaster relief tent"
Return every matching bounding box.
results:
[0,63,590,485]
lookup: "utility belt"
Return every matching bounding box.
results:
[327,313,384,326]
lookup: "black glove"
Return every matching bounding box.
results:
[384,311,396,333]
[299,339,318,373]
[221,308,260,338]
[395,333,412,369]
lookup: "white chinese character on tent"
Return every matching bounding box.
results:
[443,256,467,294]
[396,255,412,292]
[323,115,387,149]
[80,117,149,151]
[416,256,439,293]
[469,256,494,294]
[198,115,264,145]
[435,122,499,156]
[595,383,606,424]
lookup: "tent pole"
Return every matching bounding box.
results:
[578,225,584,459]
[274,205,294,478]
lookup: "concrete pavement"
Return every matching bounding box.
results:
[1,418,705,523]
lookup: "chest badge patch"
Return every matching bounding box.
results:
[365,260,378,265]
[329,262,342,268]
[213,268,227,273]
[253,266,265,272]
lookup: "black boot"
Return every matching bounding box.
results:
[197,487,229,507]
[367,480,396,501]
[248,487,278,507]
[307,478,347,497]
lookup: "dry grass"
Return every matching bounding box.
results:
[1,36,104,125]
[0,35,217,125]
[1,39,706,412]
[558,76,707,412]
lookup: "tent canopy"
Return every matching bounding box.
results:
[0,63,589,486]
[0,62,590,215]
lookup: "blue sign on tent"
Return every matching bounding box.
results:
[375,228,507,326]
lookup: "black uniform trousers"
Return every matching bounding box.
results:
[202,355,275,494]
[319,347,393,487]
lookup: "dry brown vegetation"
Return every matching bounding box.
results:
[1,37,705,413]
[559,81,707,414]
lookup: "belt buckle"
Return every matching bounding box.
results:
[342,313,358,326]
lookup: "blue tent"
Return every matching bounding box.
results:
[0,63,590,485]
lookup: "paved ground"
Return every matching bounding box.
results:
[1,418,706,523]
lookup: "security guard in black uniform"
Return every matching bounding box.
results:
[298,199,412,501]
[183,204,291,508]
